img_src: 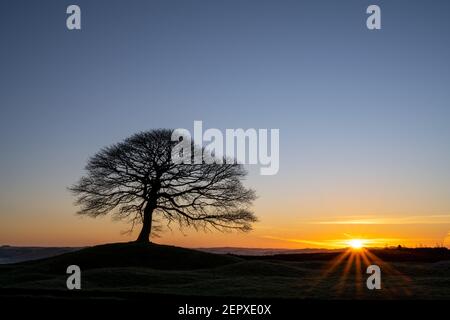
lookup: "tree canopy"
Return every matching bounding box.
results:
[70,129,257,242]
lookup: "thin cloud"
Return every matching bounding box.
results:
[262,235,343,248]
[308,214,450,225]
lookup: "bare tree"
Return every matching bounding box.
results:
[69,129,257,243]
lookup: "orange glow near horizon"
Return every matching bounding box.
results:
[1,213,449,249]
[1,198,449,248]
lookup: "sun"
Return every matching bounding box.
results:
[348,239,364,249]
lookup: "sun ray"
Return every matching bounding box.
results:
[336,250,355,295]
[354,253,363,297]
[303,249,351,294]
[363,250,413,296]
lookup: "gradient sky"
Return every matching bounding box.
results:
[1,0,450,248]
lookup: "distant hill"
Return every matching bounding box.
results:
[198,247,339,256]
[244,247,450,263]
[0,246,81,264]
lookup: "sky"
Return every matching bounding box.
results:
[1,0,450,248]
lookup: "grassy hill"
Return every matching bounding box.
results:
[0,243,449,300]
[5,242,241,273]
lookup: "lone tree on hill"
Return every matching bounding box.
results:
[69,129,257,243]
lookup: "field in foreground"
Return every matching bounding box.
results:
[0,242,449,300]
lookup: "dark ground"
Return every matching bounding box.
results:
[1,242,449,301]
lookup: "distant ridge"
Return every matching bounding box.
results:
[197,247,342,256]
[0,246,81,264]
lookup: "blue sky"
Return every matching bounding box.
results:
[1,0,450,246]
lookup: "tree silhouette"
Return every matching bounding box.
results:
[69,129,257,243]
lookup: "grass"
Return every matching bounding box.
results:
[0,242,449,300]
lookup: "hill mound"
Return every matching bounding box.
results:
[11,242,241,273]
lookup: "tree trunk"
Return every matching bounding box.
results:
[136,205,154,243]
